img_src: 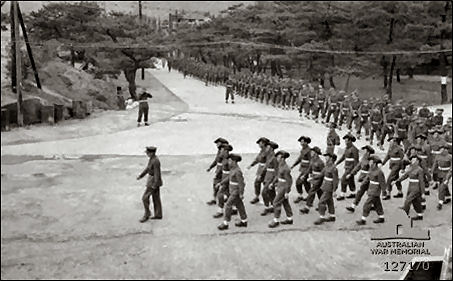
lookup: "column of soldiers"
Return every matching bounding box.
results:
[207,116,451,230]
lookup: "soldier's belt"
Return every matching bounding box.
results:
[398,128,407,131]
[361,114,369,117]
[266,168,275,172]
[419,155,428,159]
[324,177,333,181]
[372,121,380,125]
[360,170,369,174]
[258,163,266,166]
[312,171,322,175]
[370,180,379,185]
[346,158,355,162]
[439,167,450,171]
[278,178,286,182]
[409,179,419,183]
[217,163,223,166]
[301,160,310,164]
[390,158,401,161]
[432,151,441,155]
[222,171,230,174]
[229,181,239,185]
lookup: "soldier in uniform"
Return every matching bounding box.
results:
[248,137,270,204]
[381,136,405,200]
[291,136,312,204]
[137,146,163,222]
[431,145,452,210]
[314,152,338,225]
[356,99,371,140]
[369,107,383,145]
[261,141,279,216]
[395,154,425,220]
[213,144,234,218]
[349,92,361,132]
[300,146,325,214]
[346,145,375,213]
[137,91,153,127]
[206,138,229,205]
[444,118,452,155]
[413,134,432,198]
[268,150,294,228]
[356,155,386,225]
[396,112,411,151]
[379,105,396,151]
[225,78,235,104]
[217,154,248,230]
[418,103,430,119]
[432,108,444,127]
[325,89,341,126]
[338,94,351,130]
[336,133,359,201]
[326,123,341,155]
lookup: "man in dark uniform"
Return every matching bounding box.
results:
[356,155,386,225]
[291,136,312,204]
[300,146,325,214]
[248,137,270,204]
[336,133,359,200]
[369,107,383,145]
[137,91,153,127]
[225,78,235,104]
[261,141,279,216]
[356,99,371,140]
[381,136,405,200]
[326,123,341,155]
[268,150,294,228]
[137,146,163,222]
[314,152,338,225]
[206,137,229,205]
[217,154,248,230]
[213,144,234,218]
[432,108,444,127]
[431,145,452,210]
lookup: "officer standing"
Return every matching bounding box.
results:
[137,146,163,223]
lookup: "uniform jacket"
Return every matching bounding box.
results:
[139,155,163,188]
[398,164,425,195]
[251,147,268,176]
[365,167,386,197]
[320,163,339,192]
[383,144,405,169]
[292,145,311,172]
[227,166,245,196]
[337,144,359,172]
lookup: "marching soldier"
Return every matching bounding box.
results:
[291,136,312,204]
[261,141,279,216]
[356,155,386,225]
[356,99,370,140]
[394,154,425,220]
[206,138,229,205]
[379,105,396,150]
[325,89,341,126]
[381,136,405,200]
[346,145,375,213]
[314,152,338,225]
[369,107,383,145]
[217,154,248,230]
[137,146,163,222]
[248,137,270,204]
[336,133,359,201]
[338,94,351,130]
[396,112,411,151]
[300,146,325,214]
[213,144,234,218]
[431,145,452,210]
[268,150,294,228]
[326,123,341,155]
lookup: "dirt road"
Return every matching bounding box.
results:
[1,69,451,279]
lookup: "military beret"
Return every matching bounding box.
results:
[275,150,290,159]
[220,144,233,151]
[361,145,375,154]
[415,134,427,140]
[228,153,242,162]
[298,136,312,143]
[256,137,270,145]
[214,137,229,144]
[146,146,157,153]
[368,155,382,164]
[311,146,322,155]
[268,141,279,150]
[343,133,356,142]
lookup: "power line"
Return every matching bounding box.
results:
[1,38,452,55]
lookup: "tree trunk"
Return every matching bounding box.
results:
[329,75,336,89]
[344,74,351,92]
[70,49,75,67]
[386,55,396,100]
[123,68,137,100]
[10,2,16,93]
[381,56,388,89]
[408,67,414,79]
[396,68,401,83]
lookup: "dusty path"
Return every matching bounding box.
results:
[1,69,451,279]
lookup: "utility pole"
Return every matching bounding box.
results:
[17,4,41,89]
[13,1,23,126]
[139,1,145,80]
